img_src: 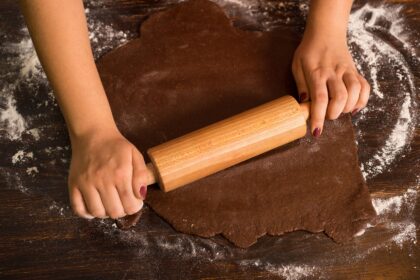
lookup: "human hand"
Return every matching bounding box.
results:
[292,30,370,137]
[68,129,149,219]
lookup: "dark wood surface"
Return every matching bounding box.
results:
[0,0,419,279]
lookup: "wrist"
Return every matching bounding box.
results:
[304,0,352,43]
[302,24,347,47]
[69,121,120,146]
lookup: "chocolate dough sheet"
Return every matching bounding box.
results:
[97,0,376,248]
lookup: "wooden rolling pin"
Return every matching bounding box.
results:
[143,95,310,192]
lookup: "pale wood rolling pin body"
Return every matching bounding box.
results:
[144,95,310,192]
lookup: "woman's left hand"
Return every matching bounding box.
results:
[292,30,370,137]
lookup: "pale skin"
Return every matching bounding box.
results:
[19,0,369,219]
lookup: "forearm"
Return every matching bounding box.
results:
[19,0,118,142]
[305,0,353,41]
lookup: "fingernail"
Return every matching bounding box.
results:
[140,185,147,199]
[84,214,95,220]
[352,108,359,116]
[299,92,307,102]
[312,127,321,138]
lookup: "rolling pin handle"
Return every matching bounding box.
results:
[299,102,310,121]
[145,162,157,186]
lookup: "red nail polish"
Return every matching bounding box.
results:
[312,127,321,137]
[352,108,359,116]
[299,92,307,102]
[140,186,147,199]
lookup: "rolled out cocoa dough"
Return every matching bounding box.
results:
[98,0,376,248]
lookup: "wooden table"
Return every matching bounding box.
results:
[0,0,418,279]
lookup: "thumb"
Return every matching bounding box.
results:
[131,147,148,200]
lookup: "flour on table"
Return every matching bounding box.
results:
[239,260,318,280]
[85,8,131,59]
[12,150,34,164]
[354,187,418,255]
[373,187,418,249]
[49,200,68,216]
[0,94,27,141]
[0,0,418,277]
[348,4,417,180]
[26,166,39,176]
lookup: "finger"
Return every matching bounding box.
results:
[326,77,348,120]
[70,186,93,219]
[342,72,361,113]
[132,147,149,200]
[83,188,107,218]
[292,61,309,102]
[353,74,370,115]
[308,73,329,137]
[117,179,144,215]
[98,186,126,219]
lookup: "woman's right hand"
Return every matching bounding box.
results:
[68,128,149,219]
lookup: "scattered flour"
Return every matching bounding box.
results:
[27,128,41,141]
[26,166,39,176]
[49,201,67,216]
[0,94,27,141]
[12,150,34,164]
[347,4,417,179]
[368,187,418,250]
[0,1,418,277]
[265,264,317,280]
[85,8,131,58]
[239,259,318,280]
[373,194,403,215]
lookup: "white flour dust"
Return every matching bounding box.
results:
[347,4,417,180]
[239,260,318,280]
[85,8,131,59]
[0,31,46,143]
[372,187,418,248]
[11,150,34,164]
[0,93,27,141]
[26,166,39,176]
[0,1,418,278]
[96,216,235,261]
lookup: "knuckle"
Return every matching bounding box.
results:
[77,173,89,184]
[135,169,149,182]
[334,91,347,102]
[335,65,347,75]
[114,166,130,180]
[349,81,361,93]
[313,91,328,102]
[118,187,131,199]
[310,67,325,80]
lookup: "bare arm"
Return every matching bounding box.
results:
[293,0,370,136]
[20,0,148,219]
[19,0,115,139]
